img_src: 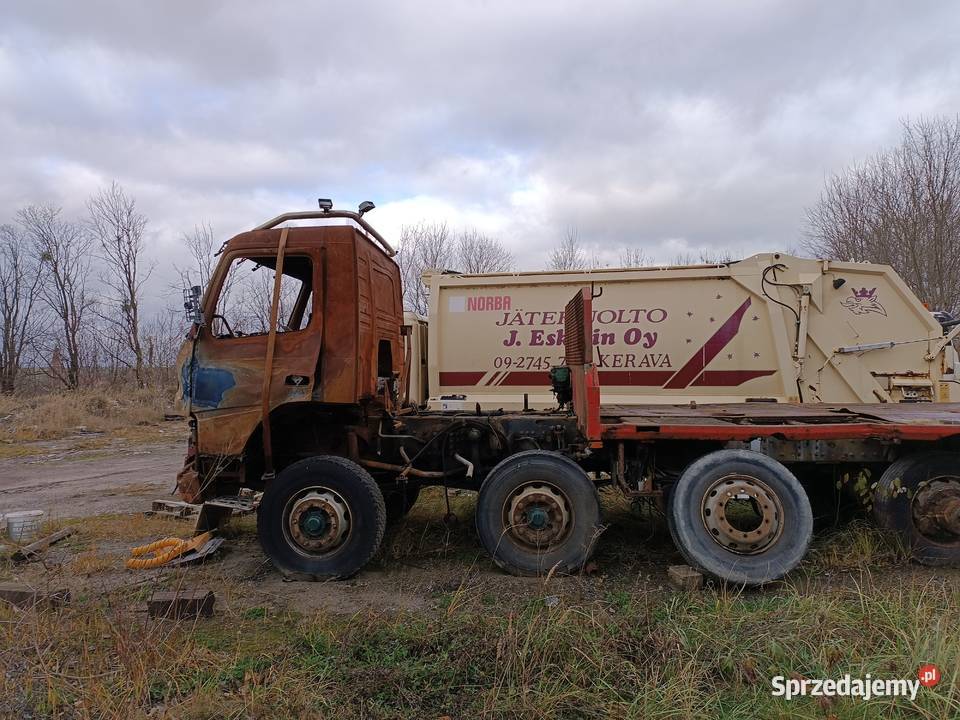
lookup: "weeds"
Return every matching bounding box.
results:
[0,385,175,444]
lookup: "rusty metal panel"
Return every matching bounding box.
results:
[564,288,589,365]
[180,223,402,459]
[565,288,601,443]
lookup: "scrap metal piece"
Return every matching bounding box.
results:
[167,537,225,566]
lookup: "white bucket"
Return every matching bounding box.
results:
[4,510,45,543]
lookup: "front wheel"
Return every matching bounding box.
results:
[257,456,386,579]
[476,450,602,576]
[668,449,812,585]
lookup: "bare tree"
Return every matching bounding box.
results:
[176,222,218,291]
[0,224,43,393]
[549,227,590,270]
[454,229,513,273]
[142,307,187,386]
[805,116,960,315]
[618,247,651,267]
[18,205,94,390]
[87,181,151,388]
[396,221,454,315]
[671,249,738,265]
[397,222,517,313]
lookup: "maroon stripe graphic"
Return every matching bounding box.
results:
[691,369,777,386]
[599,370,674,386]
[439,366,776,389]
[498,371,551,386]
[664,298,753,389]
[439,371,486,386]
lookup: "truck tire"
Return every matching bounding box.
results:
[667,449,812,585]
[873,453,960,566]
[384,484,421,524]
[257,456,386,579]
[476,450,602,576]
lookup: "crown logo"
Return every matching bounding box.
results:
[842,287,887,316]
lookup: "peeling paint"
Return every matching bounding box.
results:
[181,359,236,409]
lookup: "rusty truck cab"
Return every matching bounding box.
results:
[176,207,403,503]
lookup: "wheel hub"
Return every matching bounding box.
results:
[913,478,960,542]
[701,474,783,555]
[288,489,350,553]
[505,482,572,549]
[300,510,328,537]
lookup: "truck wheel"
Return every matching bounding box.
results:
[257,456,386,579]
[384,484,421,524]
[476,450,602,576]
[873,453,960,566]
[668,449,812,585]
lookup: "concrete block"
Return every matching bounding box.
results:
[147,589,215,619]
[0,582,70,608]
[667,565,703,591]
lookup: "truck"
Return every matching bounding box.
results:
[175,203,960,585]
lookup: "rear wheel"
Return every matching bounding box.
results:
[476,450,602,576]
[667,449,813,585]
[873,453,960,566]
[257,456,386,579]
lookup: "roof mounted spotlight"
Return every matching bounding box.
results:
[317,198,333,212]
[358,200,375,217]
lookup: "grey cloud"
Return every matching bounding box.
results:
[1,0,959,311]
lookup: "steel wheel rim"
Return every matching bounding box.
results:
[700,474,784,555]
[283,486,352,557]
[502,481,573,551]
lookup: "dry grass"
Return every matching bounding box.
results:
[60,513,191,544]
[1,506,957,719]
[0,385,175,444]
[65,549,118,577]
[0,569,957,719]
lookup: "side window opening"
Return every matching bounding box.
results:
[212,255,313,338]
[377,339,392,378]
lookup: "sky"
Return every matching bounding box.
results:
[1,1,959,314]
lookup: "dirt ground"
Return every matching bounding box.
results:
[0,437,183,517]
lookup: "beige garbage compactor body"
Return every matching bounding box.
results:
[425,253,960,409]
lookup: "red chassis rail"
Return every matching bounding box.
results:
[600,416,960,443]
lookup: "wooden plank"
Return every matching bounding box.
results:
[149,500,201,518]
[12,526,77,563]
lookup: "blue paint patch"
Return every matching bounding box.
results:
[181,359,236,409]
